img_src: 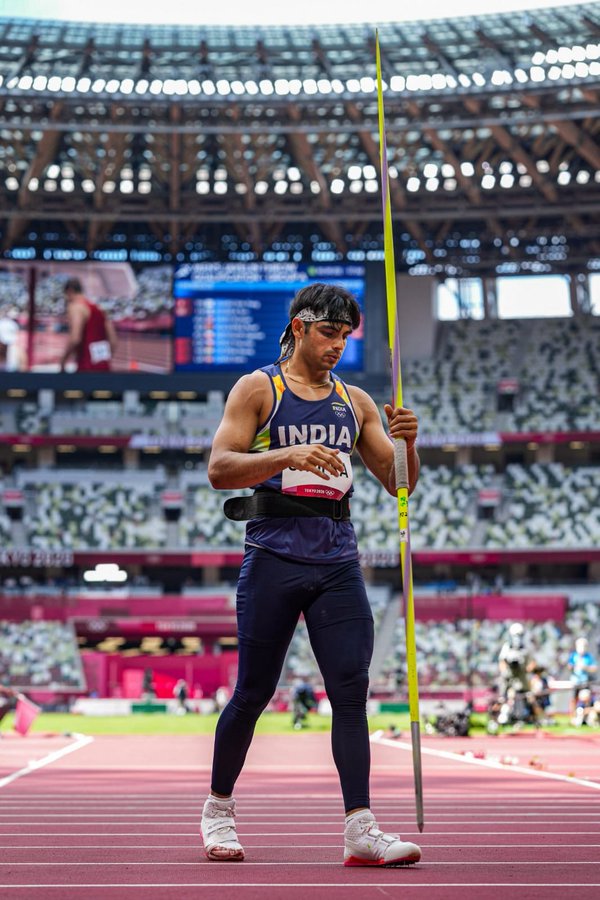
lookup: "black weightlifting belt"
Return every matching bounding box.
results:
[224,488,351,521]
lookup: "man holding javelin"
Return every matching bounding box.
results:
[201,282,421,867]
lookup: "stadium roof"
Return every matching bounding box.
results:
[0,2,598,275]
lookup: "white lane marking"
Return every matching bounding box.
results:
[0,735,94,790]
[1,811,598,819]
[2,884,600,889]
[2,861,600,867]
[370,734,600,792]
[2,830,600,837]
[2,843,600,850]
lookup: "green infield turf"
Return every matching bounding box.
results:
[0,710,590,737]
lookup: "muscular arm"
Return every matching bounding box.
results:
[351,387,420,497]
[208,371,347,490]
[60,305,87,368]
[105,318,118,355]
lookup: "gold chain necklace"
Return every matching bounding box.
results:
[285,364,331,389]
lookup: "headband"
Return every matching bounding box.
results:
[278,305,353,358]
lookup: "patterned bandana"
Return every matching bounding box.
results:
[278,305,353,357]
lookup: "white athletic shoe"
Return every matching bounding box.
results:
[343,810,421,867]
[201,796,245,861]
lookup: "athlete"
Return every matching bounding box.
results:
[201,282,421,867]
[60,277,117,371]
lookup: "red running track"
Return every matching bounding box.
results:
[0,730,599,899]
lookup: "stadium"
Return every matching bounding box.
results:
[0,0,599,895]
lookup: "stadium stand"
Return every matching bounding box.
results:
[0,620,84,690]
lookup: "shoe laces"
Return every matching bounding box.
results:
[358,817,399,845]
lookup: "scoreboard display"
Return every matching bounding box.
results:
[172,262,365,372]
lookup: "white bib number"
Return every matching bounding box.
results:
[281,451,352,501]
[89,340,111,363]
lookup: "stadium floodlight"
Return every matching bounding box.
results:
[287,167,301,181]
[531,51,545,65]
[460,161,475,177]
[303,79,318,94]
[348,165,362,180]
[120,180,134,193]
[214,167,227,181]
[196,181,209,194]
[5,177,18,190]
[288,78,302,95]
[231,80,245,95]
[290,182,303,195]
[18,75,33,90]
[235,183,248,194]
[33,75,47,91]
[106,78,120,93]
[44,179,57,191]
[202,79,216,95]
[259,79,274,95]
[389,165,399,179]
[138,181,151,194]
[441,163,455,178]
[28,177,39,191]
[443,178,457,191]
[360,76,376,93]
[562,64,576,79]
[425,177,439,191]
[390,75,405,91]
[163,79,176,95]
[330,178,344,194]
[139,165,152,180]
[120,78,134,94]
[519,174,533,187]
[406,75,419,91]
[547,66,561,80]
[102,180,116,193]
[175,79,188,95]
[431,73,446,90]
[575,62,589,78]
[274,180,288,194]
[255,180,268,194]
[363,164,377,180]
[47,76,61,92]
[214,182,227,194]
[472,72,486,86]
[423,163,438,179]
[60,179,75,192]
[331,79,345,93]
[244,80,259,95]
[81,179,95,192]
[135,79,150,94]
[92,79,106,93]
[407,176,420,192]
[6,75,18,89]
[500,174,514,188]
[47,164,60,179]
[557,170,571,185]
[586,43,600,60]
[365,179,378,193]
[458,73,471,87]
[346,78,361,92]
[536,160,549,173]
[274,79,289,95]
[217,79,231,95]
[62,164,75,178]
[482,174,495,189]
[530,66,545,82]
[349,181,363,193]
[149,79,163,95]
[557,46,573,63]
[576,170,590,184]
[317,79,332,94]
[310,180,321,194]
[572,45,586,61]
[591,62,600,75]
[445,75,457,88]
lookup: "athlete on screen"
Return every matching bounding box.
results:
[201,282,422,867]
[59,277,117,372]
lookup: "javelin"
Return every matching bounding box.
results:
[375,30,424,833]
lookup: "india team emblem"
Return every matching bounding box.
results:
[332,402,346,419]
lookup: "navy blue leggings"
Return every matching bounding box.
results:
[211,547,374,812]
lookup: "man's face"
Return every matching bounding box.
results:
[295,319,353,369]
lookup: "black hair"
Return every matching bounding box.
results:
[276,282,361,362]
[63,277,83,294]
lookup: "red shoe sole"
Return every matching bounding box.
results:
[344,852,421,867]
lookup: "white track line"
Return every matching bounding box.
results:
[2,883,600,889]
[2,830,600,836]
[3,843,600,849]
[370,733,600,791]
[0,735,94,790]
[2,861,600,867]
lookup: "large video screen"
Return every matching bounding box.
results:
[172,262,365,373]
[0,262,173,374]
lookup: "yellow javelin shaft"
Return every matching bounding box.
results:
[375,30,424,833]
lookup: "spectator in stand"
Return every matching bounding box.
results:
[59,278,117,372]
[174,678,190,715]
[568,637,598,715]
